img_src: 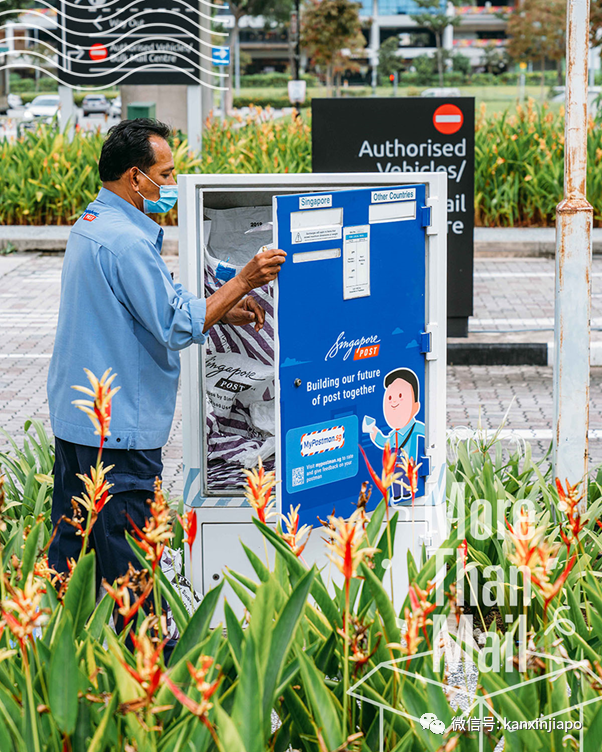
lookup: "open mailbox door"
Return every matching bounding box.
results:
[275,185,431,527]
[178,173,447,619]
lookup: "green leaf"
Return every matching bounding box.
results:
[216,704,249,752]
[262,568,315,724]
[281,686,320,752]
[224,600,244,672]
[86,593,114,642]
[253,518,342,629]
[360,560,401,646]
[296,648,344,751]
[168,580,223,667]
[87,692,118,752]
[63,552,96,638]
[231,630,263,752]
[48,611,79,735]
[20,520,43,584]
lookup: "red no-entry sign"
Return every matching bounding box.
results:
[433,103,464,135]
[89,44,108,61]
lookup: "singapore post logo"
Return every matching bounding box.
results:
[346,483,600,750]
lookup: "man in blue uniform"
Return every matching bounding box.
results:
[47,119,285,605]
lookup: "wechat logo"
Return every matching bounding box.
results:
[420,713,446,735]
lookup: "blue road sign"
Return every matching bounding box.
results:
[275,185,431,528]
[212,46,230,66]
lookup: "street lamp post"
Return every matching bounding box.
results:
[553,0,593,487]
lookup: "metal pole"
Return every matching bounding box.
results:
[370,0,379,95]
[295,0,301,80]
[187,85,202,152]
[235,33,240,96]
[58,84,76,141]
[553,0,593,486]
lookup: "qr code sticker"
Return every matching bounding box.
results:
[292,467,304,487]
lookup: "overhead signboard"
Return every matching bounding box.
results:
[312,98,475,337]
[57,0,203,87]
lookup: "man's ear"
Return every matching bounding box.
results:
[128,166,141,190]
[412,401,420,418]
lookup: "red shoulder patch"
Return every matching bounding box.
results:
[83,213,97,222]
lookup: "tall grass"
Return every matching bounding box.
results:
[3,101,602,227]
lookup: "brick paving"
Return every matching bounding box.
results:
[1,252,602,501]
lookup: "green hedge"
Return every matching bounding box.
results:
[240,72,319,88]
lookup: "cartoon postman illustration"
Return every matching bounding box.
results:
[363,367,425,500]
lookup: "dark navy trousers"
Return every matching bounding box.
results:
[49,436,163,590]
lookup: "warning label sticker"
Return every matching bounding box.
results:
[292,226,342,244]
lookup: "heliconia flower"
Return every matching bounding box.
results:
[121,616,168,711]
[555,478,587,542]
[129,479,173,572]
[164,657,222,724]
[243,457,277,524]
[176,509,198,558]
[1,573,50,651]
[74,461,115,520]
[360,441,402,499]
[324,509,377,583]
[103,564,154,626]
[459,538,468,569]
[341,615,381,675]
[33,555,60,586]
[280,504,312,557]
[398,448,422,502]
[505,505,574,616]
[71,367,121,449]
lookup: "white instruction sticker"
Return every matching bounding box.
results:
[343,225,370,300]
[292,226,342,244]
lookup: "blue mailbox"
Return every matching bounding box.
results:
[178,174,447,618]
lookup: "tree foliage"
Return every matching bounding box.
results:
[506,0,566,66]
[410,0,460,86]
[378,36,405,83]
[301,0,365,94]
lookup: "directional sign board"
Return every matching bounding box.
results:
[57,0,203,87]
[211,46,230,66]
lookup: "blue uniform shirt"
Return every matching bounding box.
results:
[371,418,425,462]
[47,187,207,450]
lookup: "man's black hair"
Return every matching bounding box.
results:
[383,368,419,403]
[98,118,172,182]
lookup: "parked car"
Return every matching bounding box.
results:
[22,94,60,120]
[7,93,23,109]
[109,95,121,118]
[421,87,462,98]
[82,94,110,116]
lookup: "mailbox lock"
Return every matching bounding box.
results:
[294,378,302,388]
[212,573,220,581]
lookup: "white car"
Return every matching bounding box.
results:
[421,87,462,98]
[7,93,23,109]
[109,95,121,118]
[82,94,110,116]
[23,94,60,121]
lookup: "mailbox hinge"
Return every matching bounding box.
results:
[421,323,438,361]
[425,196,439,236]
[420,330,432,355]
[420,205,432,229]
[418,454,431,478]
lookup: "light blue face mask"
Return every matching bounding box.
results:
[138,170,178,214]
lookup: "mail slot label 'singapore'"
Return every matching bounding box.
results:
[299,194,333,209]
[301,425,345,456]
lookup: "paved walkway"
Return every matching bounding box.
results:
[1,252,601,500]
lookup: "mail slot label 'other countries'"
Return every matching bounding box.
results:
[371,188,416,203]
[286,417,358,493]
[311,98,474,338]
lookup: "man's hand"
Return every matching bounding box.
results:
[239,248,287,291]
[221,296,266,331]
